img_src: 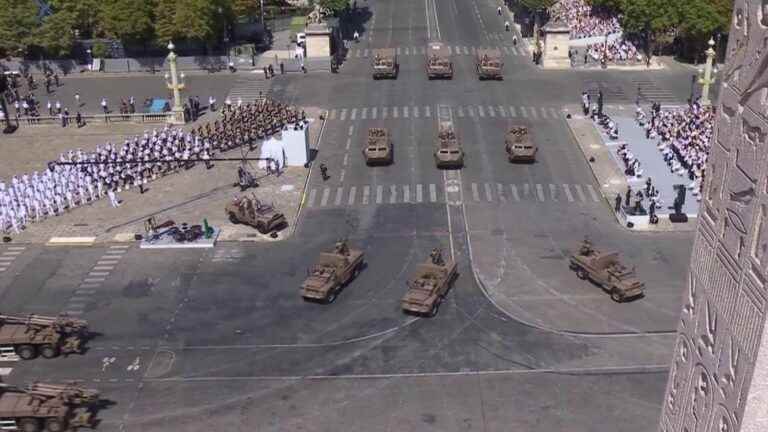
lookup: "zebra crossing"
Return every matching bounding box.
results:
[62,244,130,316]
[226,75,272,104]
[327,105,562,121]
[632,79,678,103]
[305,182,602,208]
[0,246,25,274]
[349,44,525,59]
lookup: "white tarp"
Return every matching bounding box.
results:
[258,122,310,167]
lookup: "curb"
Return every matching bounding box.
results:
[46,236,97,246]
[293,110,329,236]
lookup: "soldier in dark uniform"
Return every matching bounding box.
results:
[430,248,444,265]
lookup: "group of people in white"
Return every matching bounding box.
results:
[549,0,621,39]
[586,39,644,64]
[0,126,217,234]
[549,0,645,66]
[635,100,713,201]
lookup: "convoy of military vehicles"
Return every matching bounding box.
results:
[0,314,89,361]
[0,382,100,432]
[434,122,465,168]
[301,240,365,303]
[475,48,504,80]
[505,126,537,163]
[569,239,645,302]
[426,42,453,79]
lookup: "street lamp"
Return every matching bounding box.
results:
[164,41,186,124]
[698,38,717,106]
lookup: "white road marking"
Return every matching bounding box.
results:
[574,184,587,202]
[484,183,493,201]
[308,188,317,207]
[536,184,545,201]
[376,185,383,204]
[472,183,480,201]
[497,183,506,202]
[587,185,601,202]
[549,184,558,201]
[348,186,357,205]
[510,184,520,201]
[430,184,437,202]
[389,185,397,203]
[320,187,330,206]
[334,187,343,206]
[416,184,423,202]
[508,106,516,117]
[403,185,410,203]
[563,184,575,202]
[362,186,370,204]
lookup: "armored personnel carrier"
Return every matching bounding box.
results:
[225,195,287,234]
[475,48,504,80]
[401,248,458,317]
[568,239,645,302]
[362,127,393,165]
[301,240,365,304]
[372,48,398,79]
[0,314,88,360]
[426,42,453,79]
[0,382,100,432]
[505,126,537,163]
[434,122,464,168]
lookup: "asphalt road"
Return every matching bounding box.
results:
[0,0,700,431]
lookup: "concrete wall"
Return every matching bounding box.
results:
[658,1,768,431]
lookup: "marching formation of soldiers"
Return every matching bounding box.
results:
[1,97,308,234]
[192,98,308,153]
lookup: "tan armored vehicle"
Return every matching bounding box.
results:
[505,126,537,163]
[476,48,504,80]
[434,122,464,168]
[372,48,398,79]
[401,248,458,317]
[301,240,365,303]
[426,42,453,79]
[0,382,100,432]
[0,314,88,360]
[225,195,287,234]
[363,127,393,165]
[568,239,645,302]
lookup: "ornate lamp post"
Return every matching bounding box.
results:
[698,38,717,106]
[164,41,186,124]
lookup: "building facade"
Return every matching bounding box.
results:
[658,1,768,431]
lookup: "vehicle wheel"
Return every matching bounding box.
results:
[40,344,60,359]
[18,418,41,432]
[325,290,338,304]
[45,418,66,432]
[427,299,441,318]
[353,262,362,277]
[228,213,239,224]
[255,222,267,234]
[610,289,623,303]
[16,344,37,360]
[576,269,587,280]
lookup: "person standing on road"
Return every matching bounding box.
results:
[74,92,80,107]
[505,21,510,32]
[497,6,502,15]
[100,97,108,114]
[209,96,216,112]
[107,188,120,208]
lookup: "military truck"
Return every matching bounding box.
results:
[301,240,365,303]
[475,48,504,80]
[372,48,398,79]
[401,248,458,317]
[568,239,645,302]
[434,122,464,168]
[0,314,88,360]
[362,127,393,165]
[0,382,100,432]
[505,126,537,163]
[426,42,453,79]
[225,195,287,234]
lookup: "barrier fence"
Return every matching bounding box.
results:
[10,112,174,127]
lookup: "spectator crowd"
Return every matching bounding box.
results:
[635,100,714,200]
[0,98,307,234]
[586,38,644,64]
[549,0,621,39]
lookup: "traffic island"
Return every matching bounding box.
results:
[563,105,696,232]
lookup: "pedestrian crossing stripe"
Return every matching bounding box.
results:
[305,183,602,207]
[349,45,524,58]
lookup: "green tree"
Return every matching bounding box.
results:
[619,0,680,57]
[0,0,39,56]
[318,0,349,15]
[519,0,558,55]
[232,0,259,20]
[49,0,103,39]
[154,0,181,44]
[34,8,77,57]
[101,0,154,44]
